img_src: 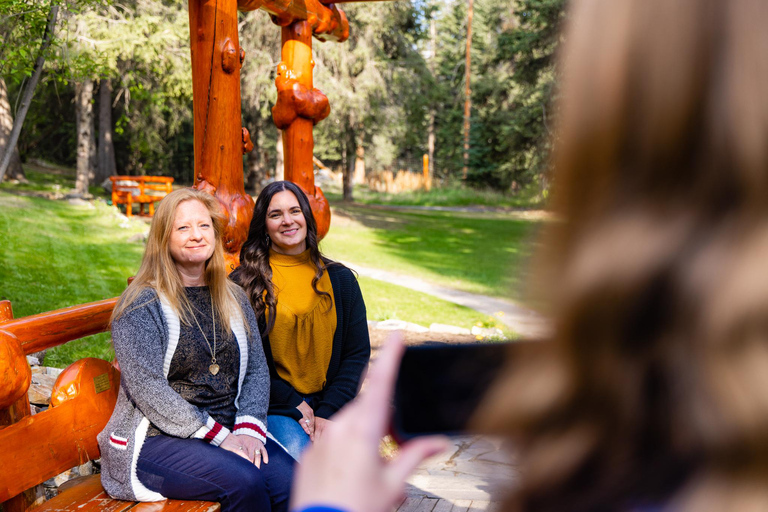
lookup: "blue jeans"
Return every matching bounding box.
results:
[137,435,293,512]
[268,414,311,462]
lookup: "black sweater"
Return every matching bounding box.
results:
[232,264,371,419]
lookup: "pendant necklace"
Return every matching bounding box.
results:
[191,294,219,375]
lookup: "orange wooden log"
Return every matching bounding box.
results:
[0,300,41,512]
[34,474,221,512]
[0,329,30,410]
[273,21,331,239]
[0,298,116,356]
[188,0,255,270]
[0,358,119,503]
[237,0,349,43]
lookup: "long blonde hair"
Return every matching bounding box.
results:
[476,0,768,510]
[112,188,242,332]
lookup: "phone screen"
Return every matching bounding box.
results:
[392,342,510,441]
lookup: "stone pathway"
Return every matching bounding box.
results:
[396,435,516,511]
[345,263,551,339]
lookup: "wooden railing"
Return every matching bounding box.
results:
[0,298,119,510]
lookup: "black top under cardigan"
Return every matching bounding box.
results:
[231,263,371,420]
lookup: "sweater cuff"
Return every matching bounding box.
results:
[192,416,230,446]
[314,404,337,420]
[233,415,268,443]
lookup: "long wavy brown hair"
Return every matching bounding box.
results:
[475,0,768,510]
[111,188,242,333]
[237,181,334,335]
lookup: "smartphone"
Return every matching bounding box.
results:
[391,342,511,441]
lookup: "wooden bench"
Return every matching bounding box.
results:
[0,297,220,512]
[110,176,174,218]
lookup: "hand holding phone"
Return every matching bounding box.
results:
[290,334,449,512]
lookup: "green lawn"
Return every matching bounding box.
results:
[322,203,541,302]
[0,192,149,366]
[0,186,514,367]
[323,182,546,209]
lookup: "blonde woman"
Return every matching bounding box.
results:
[98,188,293,512]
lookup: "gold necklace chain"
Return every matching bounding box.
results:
[190,293,219,375]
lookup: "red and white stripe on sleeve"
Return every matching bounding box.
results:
[192,416,230,446]
[233,415,267,444]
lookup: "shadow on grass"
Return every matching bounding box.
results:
[327,204,543,301]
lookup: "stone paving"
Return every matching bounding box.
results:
[404,435,516,502]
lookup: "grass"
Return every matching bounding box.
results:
[0,191,149,366]
[0,162,111,198]
[322,182,546,209]
[358,277,506,331]
[321,203,542,302]
[0,167,518,367]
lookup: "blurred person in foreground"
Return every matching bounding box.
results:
[289,0,768,511]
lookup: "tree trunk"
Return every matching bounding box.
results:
[275,129,284,181]
[245,123,263,195]
[96,78,116,183]
[353,141,365,185]
[342,134,354,202]
[88,102,97,182]
[75,79,94,196]
[428,13,436,179]
[0,4,59,182]
[0,77,25,182]
[462,0,474,180]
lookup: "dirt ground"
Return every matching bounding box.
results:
[368,327,478,351]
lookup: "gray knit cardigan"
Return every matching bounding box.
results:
[97,287,269,502]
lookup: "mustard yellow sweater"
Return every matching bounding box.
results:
[267,249,336,394]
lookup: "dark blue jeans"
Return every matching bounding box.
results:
[137,435,294,512]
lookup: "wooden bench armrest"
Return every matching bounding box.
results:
[0,358,119,502]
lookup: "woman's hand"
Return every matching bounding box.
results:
[238,435,269,468]
[314,417,330,440]
[291,334,449,512]
[297,400,316,440]
[220,434,269,468]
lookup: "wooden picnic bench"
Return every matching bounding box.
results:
[110,176,174,218]
[0,297,220,512]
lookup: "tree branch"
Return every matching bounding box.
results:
[0,3,59,182]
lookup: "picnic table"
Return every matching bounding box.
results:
[110,175,174,217]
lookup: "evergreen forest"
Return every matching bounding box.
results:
[0,0,565,196]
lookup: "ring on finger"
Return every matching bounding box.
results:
[304,419,310,424]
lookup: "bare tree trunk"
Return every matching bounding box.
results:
[245,123,263,195]
[342,133,354,202]
[462,0,474,180]
[0,4,58,182]
[75,79,94,196]
[353,141,365,185]
[89,102,97,182]
[428,13,436,179]
[0,77,25,181]
[96,78,116,183]
[275,129,284,181]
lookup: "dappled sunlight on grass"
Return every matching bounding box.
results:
[324,204,542,302]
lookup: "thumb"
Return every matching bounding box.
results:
[385,436,450,486]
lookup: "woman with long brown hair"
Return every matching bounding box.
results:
[231,180,370,461]
[288,0,768,511]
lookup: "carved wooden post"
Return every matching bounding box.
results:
[188,0,255,269]
[273,21,332,238]
[0,300,43,512]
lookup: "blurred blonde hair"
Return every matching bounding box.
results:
[476,0,768,510]
[112,188,242,332]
